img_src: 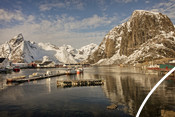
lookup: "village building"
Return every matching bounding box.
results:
[39,61,55,68]
[12,63,29,68]
[159,63,175,69]
[33,60,55,68]
[33,60,42,67]
[55,63,64,68]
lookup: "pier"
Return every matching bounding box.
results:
[57,79,104,88]
[6,72,66,84]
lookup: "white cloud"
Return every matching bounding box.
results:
[48,14,118,31]
[39,0,84,11]
[151,0,175,22]
[26,15,35,23]
[114,0,137,3]
[97,0,109,15]
[0,13,118,48]
[0,9,25,22]
[145,1,150,4]
[62,14,113,30]
[69,0,84,10]
[39,3,65,11]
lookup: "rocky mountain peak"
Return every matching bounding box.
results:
[129,10,174,32]
[120,10,175,56]
[87,10,175,65]
[8,33,24,46]
[131,10,161,19]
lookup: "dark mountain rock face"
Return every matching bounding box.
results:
[120,10,174,56]
[87,10,175,65]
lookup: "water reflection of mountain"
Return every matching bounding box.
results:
[86,66,175,117]
[103,74,175,117]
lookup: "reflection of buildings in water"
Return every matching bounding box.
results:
[30,78,52,93]
[66,74,77,80]
[101,73,175,116]
[0,86,25,101]
[76,74,84,80]
[83,72,105,80]
[0,76,3,89]
[46,78,51,93]
[0,78,53,102]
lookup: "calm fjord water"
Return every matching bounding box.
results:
[0,65,174,117]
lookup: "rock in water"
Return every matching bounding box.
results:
[107,104,118,110]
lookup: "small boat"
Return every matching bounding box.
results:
[46,71,53,76]
[29,72,43,77]
[76,68,84,74]
[65,68,76,75]
[13,66,20,72]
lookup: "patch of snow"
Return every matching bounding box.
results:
[134,10,160,15]
[95,50,127,65]
[75,43,98,61]
[160,31,175,41]
[126,21,131,32]
[96,59,107,65]
[169,60,175,63]
[154,43,164,48]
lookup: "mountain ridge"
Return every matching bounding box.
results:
[86,10,175,65]
[0,34,98,63]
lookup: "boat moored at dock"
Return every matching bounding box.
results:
[65,68,76,75]
[13,66,20,72]
[76,68,84,74]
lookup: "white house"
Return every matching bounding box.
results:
[0,58,11,69]
[34,60,42,67]
[39,61,55,68]
[34,56,56,68]
[12,63,29,68]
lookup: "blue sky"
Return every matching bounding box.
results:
[0,0,175,48]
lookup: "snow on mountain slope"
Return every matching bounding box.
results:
[75,43,98,62]
[0,34,98,63]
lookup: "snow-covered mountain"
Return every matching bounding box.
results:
[0,33,98,63]
[86,10,175,65]
[75,43,98,62]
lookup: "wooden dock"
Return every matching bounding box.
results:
[6,73,66,84]
[57,79,104,88]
